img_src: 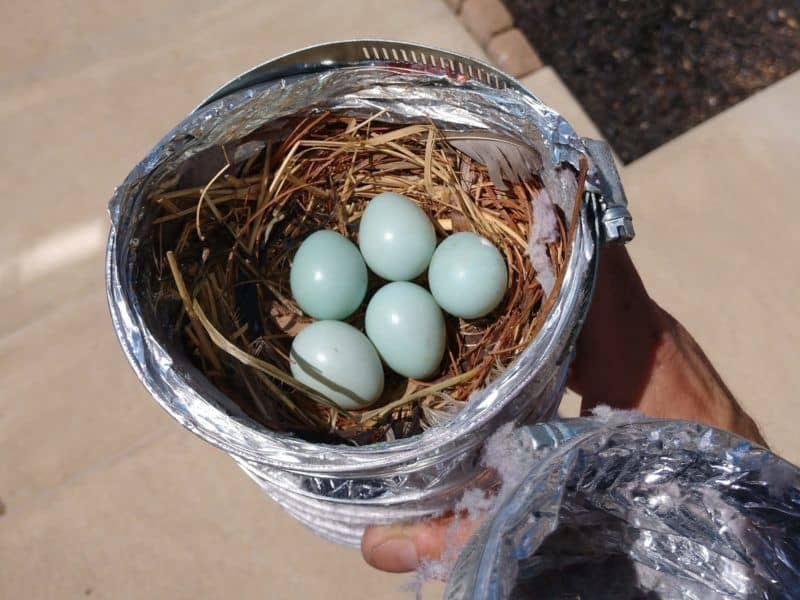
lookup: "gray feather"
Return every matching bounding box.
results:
[446,132,542,190]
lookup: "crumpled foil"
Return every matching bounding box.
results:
[446,414,800,599]
[106,63,599,546]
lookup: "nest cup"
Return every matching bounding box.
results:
[106,41,604,547]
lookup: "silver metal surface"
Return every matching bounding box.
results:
[583,138,635,243]
[446,416,800,599]
[106,40,624,547]
[199,40,523,109]
[198,40,633,245]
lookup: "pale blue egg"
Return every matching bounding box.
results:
[290,320,384,410]
[290,230,367,320]
[365,282,445,379]
[428,232,507,319]
[358,192,436,281]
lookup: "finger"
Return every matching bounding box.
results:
[361,514,482,574]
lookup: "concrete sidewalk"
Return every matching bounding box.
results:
[1,1,797,598]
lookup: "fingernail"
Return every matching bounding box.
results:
[369,537,419,572]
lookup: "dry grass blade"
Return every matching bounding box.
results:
[358,366,482,423]
[195,163,230,241]
[192,300,343,414]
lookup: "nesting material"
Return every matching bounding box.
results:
[147,112,581,445]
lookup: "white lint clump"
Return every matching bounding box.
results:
[409,407,648,593]
[410,423,536,590]
[591,403,645,424]
[527,187,559,296]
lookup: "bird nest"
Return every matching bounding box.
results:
[147,112,584,445]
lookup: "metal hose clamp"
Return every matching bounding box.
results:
[199,40,634,246]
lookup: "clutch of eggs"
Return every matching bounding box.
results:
[288,192,507,410]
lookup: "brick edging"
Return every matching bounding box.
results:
[446,0,543,78]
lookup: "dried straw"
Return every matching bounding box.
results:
[147,113,576,445]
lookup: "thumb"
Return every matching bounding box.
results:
[361,514,483,575]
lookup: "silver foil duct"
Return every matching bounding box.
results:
[446,415,800,599]
[106,41,621,547]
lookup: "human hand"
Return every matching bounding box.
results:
[570,245,765,443]
[362,245,765,574]
[361,513,482,574]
